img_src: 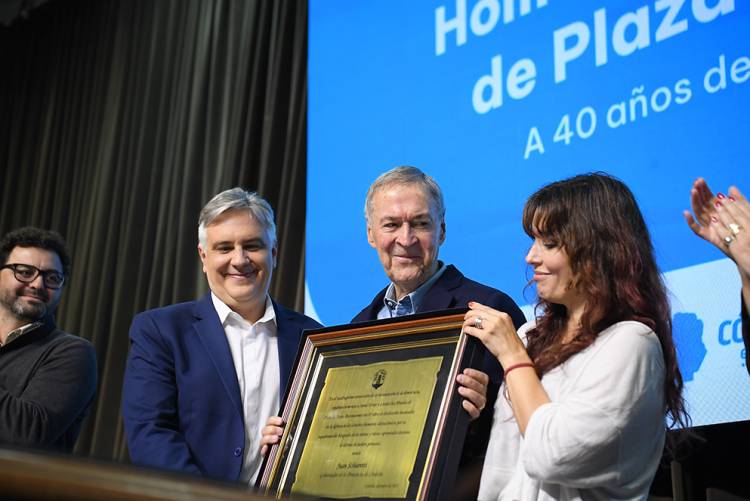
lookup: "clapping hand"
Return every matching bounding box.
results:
[684,178,750,281]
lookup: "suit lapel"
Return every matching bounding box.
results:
[274,301,303,400]
[352,287,388,322]
[417,264,462,313]
[192,295,243,418]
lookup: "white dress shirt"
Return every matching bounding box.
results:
[211,293,280,484]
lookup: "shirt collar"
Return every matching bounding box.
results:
[210,292,276,328]
[1,321,43,347]
[383,261,447,314]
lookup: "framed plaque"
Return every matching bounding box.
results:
[258,309,485,500]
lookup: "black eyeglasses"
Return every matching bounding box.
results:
[1,263,65,289]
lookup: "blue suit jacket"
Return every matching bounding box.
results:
[352,264,526,380]
[122,294,321,481]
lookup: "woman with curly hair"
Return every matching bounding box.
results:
[464,173,689,500]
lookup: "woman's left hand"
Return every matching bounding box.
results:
[462,302,530,368]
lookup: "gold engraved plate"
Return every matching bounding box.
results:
[291,356,443,498]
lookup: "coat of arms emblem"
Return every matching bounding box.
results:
[371,369,387,389]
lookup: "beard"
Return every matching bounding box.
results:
[0,287,51,321]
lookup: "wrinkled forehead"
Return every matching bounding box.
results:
[6,246,63,271]
[370,182,439,217]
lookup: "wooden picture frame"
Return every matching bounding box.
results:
[258,309,484,500]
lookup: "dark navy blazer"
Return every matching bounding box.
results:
[122,293,321,481]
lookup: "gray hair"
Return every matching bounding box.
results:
[198,187,277,247]
[364,166,445,223]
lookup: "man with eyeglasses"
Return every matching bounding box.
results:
[0,227,97,452]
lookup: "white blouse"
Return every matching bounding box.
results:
[478,320,667,501]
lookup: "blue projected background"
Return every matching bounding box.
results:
[306,0,750,427]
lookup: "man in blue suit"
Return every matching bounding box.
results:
[352,166,526,392]
[352,166,526,499]
[122,188,321,484]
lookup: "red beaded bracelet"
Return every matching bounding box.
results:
[503,362,535,379]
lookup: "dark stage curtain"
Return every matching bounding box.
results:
[0,0,308,461]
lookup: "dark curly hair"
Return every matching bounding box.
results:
[521,173,689,431]
[0,227,71,276]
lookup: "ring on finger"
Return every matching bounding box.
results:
[728,223,742,236]
[474,316,483,329]
[723,235,735,246]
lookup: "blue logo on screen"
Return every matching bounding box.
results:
[673,312,707,383]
